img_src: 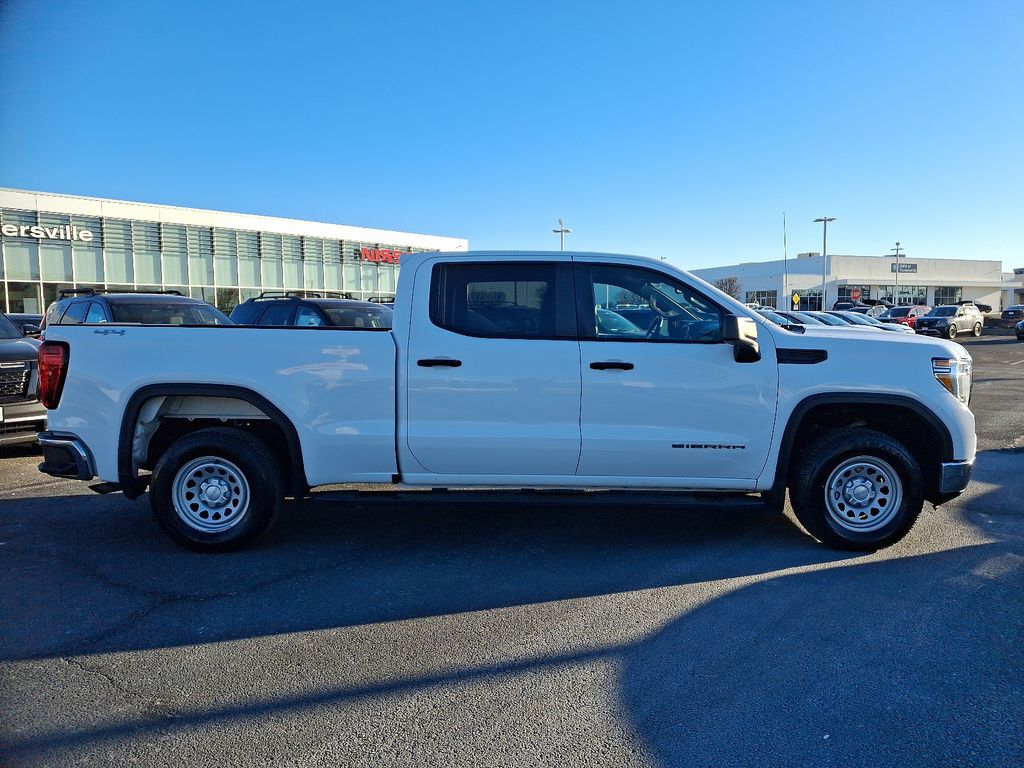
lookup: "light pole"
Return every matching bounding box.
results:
[814,217,836,309]
[552,218,571,251]
[891,241,904,305]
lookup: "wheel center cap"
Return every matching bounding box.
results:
[844,478,875,506]
[199,478,230,507]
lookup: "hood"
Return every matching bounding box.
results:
[0,336,41,363]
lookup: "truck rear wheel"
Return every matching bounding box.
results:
[149,427,283,552]
[789,429,924,551]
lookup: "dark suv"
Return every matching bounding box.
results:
[230,293,394,329]
[914,304,983,339]
[43,289,231,328]
[0,312,46,446]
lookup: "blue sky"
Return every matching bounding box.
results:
[1,0,1021,269]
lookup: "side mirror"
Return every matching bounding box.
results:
[723,314,761,363]
[22,324,40,337]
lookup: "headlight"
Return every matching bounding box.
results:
[933,357,973,404]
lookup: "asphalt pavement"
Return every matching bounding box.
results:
[1,334,1021,767]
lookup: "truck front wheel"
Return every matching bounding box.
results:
[789,429,924,551]
[149,427,283,552]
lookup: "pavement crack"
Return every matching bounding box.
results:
[60,657,183,720]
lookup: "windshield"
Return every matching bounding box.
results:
[0,313,23,339]
[835,312,872,325]
[790,312,826,325]
[321,305,393,329]
[757,310,791,325]
[808,312,847,326]
[884,307,910,318]
[928,307,958,317]
[110,302,232,325]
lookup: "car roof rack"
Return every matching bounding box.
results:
[59,288,184,298]
[251,291,323,300]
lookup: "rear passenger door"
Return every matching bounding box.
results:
[404,259,582,477]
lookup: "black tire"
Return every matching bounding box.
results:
[973,323,982,337]
[789,429,924,551]
[149,427,283,552]
[946,324,957,339]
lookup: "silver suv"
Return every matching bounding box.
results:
[914,304,983,339]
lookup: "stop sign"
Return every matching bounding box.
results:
[850,288,862,301]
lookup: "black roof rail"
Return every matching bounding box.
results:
[59,288,184,298]
[252,291,323,300]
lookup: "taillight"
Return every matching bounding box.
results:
[37,341,69,409]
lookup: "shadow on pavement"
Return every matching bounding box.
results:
[1,486,848,662]
[3,458,1020,765]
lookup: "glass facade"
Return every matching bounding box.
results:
[744,289,778,308]
[837,285,871,302]
[0,207,434,313]
[933,286,962,305]
[878,284,927,306]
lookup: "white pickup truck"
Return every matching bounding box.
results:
[36,251,976,552]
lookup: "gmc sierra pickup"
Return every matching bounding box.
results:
[36,251,975,552]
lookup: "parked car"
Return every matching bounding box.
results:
[37,250,975,555]
[230,293,394,329]
[829,311,916,335]
[6,313,43,337]
[0,312,46,445]
[44,289,232,328]
[880,305,931,329]
[1016,319,1024,341]
[802,311,880,331]
[1001,304,1024,321]
[914,305,983,339]
[956,300,992,313]
[775,311,827,326]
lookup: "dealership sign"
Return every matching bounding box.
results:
[360,247,410,264]
[1,223,94,242]
[891,262,917,273]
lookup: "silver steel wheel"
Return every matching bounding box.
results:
[973,323,982,337]
[824,455,903,533]
[171,456,250,533]
[947,324,957,339]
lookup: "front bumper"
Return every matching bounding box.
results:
[37,431,96,480]
[939,459,974,495]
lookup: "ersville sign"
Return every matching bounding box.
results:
[0,223,95,242]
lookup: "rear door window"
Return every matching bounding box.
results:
[257,305,295,326]
[60,302,89,325]
[84,302,107,323]
[294,306,325,327]
[429,262,576,339]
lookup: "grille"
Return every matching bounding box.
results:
[0,367,30,402]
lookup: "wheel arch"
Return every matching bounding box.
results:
[771,393,954,504]
[118,384,308,500]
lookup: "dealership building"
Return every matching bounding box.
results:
[693,252,1024,312]
[0,188,468,314]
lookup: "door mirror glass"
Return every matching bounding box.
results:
[723,315,761,362]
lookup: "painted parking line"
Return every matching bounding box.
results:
[1011,359,1024,366]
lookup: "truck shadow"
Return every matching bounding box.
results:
[2,487,847,662]
[3,452,1019,765]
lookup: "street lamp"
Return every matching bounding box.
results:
[891,241,905,306]
[552,218,571,251]
[813,217,836,309]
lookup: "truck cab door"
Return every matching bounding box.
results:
[574,261,778,487]
[403,258,582,478]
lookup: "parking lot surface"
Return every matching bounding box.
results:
[1,335,1022,767]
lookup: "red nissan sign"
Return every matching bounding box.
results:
[850,288,862,301]
[360,247,410,264]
